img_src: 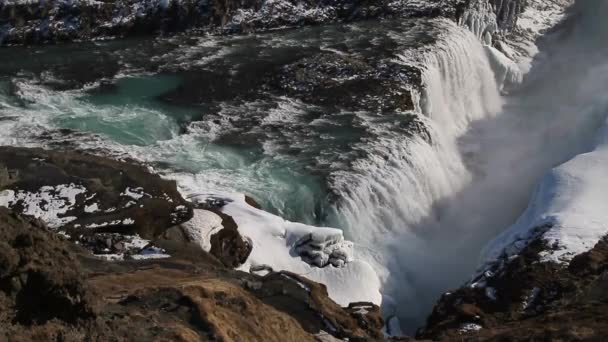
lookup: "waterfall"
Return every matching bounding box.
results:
[329,20,502,258]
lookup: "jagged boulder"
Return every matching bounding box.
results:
[419,237,608,340]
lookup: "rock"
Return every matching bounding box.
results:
[244,195,262,209]
[420,236,608,340]
[0,146,193,258]
[251,271,385,340]
[0,207,385,341]
[0,0,527,47]
[207,210,253,268]
[269,51,423,114]
[0,208,97,328]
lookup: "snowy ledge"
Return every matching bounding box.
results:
[174,186,382,307]
[479,118,608,276]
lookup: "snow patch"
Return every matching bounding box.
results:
[0,183,86,228]
[181,209,224,252]
[460,323,482,333]
[84,202,99,213]
[120,187,146,200]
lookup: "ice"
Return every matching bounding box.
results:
[132,246,170,260]
[484,45,523,91]
[501,0,572,73]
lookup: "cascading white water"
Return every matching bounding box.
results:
[330,20,502,267]
[350,0,607,334]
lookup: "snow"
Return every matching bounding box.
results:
[122,218,135,225]
[481,118,608,270]
[517,0,569,35]
[93,234,170,260]
[460,323,483,333]
[281,273,311,292]
[84,202,99,213]
[485,287,497,301]
[522,287,540,311]
[181,209,224,252]
[120,187,146,200]
[132,246,170,260]
[0,183,86,228]
[124,234,150,250]
[186,192,382,306]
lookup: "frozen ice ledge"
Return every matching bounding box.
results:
[0,0,527,46]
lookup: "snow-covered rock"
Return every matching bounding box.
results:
[480,118,608,272]
[0,184,86,228]
[185,192,382,307]
[181,209,224,252]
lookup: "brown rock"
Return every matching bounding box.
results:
[208,209,252,268]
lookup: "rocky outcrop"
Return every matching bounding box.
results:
[418,235,608,340]
[268,51,423,114]
[490,0,527,31]
[0,0,535,46]
[0,146,192,259]
[0,206,386,341]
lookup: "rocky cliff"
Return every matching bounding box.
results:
[0,0,529,46]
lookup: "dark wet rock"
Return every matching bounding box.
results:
[244,194,262,209]
[419,236,608,340]
[269,51,422,113]
[0,146,192,261]
[0,0,530,47]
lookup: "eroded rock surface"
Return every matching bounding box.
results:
[419,236,608,341]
